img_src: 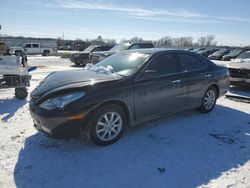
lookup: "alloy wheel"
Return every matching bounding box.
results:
[204,89,216,110]
[96,112,123,141]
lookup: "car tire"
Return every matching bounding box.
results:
[74,57,81,66]
[43,50,50,56]
[80,57,88,67]
[87,104,126,146]
[15,51,22,56]
[198,86,218,113]
[15,88,28,99]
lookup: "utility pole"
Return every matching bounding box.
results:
[62,32,64,46]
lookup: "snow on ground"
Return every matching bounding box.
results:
[0,56,250,188]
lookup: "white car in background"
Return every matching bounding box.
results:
[231,51,250,63]
[228,51,250,87]
[10,42,57,56]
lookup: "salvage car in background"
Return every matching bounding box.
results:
[208,48,230,60]
[231,50,250,63]
[90,42,154,64]
[197,49,219,58]
[228,52,250,87]
[30,49,230,146]
[222,49,244,61]
[70,45,113,66]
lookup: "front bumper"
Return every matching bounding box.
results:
[229,68,250,87]
[29,101,89,139]
[230,77,250,87]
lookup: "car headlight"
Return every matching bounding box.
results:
[39,91,85,110]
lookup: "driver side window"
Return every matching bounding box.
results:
[146,53,178,76]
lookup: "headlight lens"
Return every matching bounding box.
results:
[39,91,85,110]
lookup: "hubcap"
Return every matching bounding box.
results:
[204,90,216,110]
[96,112,122,141]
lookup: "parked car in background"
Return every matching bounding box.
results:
[10,41,57,56]
[231,50,250,63]
[208,48,230,60]
[90,42,154,64]
[191,48,206,52]
[30,49,229,146]
[222,49,244,61]
[197,49,219,58]
[228,60,250,87]
[70,45,113,66]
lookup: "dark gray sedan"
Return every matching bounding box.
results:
[30,49,230,146]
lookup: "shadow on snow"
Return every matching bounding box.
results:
[14,105,250,188]
[0,98,27,122]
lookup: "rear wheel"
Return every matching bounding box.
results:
[198,86,218,113]
[15,88,28,99]
[43,50,50,56]
[87,104,126,146]
[15,51,22,56]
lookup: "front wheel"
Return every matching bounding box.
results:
[15,88,28,99]
[198,86,218,113]
[87,104,126,146]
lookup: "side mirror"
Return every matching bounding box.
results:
[142,70,158,79]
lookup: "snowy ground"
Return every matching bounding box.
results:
[0,56,250,188]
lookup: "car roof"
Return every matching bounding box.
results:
[118,48,191,55]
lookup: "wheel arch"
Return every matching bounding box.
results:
[209,83,220,98]
[97,100,131,126]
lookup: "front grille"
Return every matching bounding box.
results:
[229,68,250,78]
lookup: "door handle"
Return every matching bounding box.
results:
[205,74,211,78]
[172,79,181,84]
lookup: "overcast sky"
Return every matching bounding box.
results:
[0,0,250,46]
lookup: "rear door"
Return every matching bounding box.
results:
[134,52,186,123]
[31,44,40,54]
[176,53,208,108]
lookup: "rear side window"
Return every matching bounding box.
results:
[147,54,178,76]
[129,44,140,50]
[92,47,102,52]
[129,43,154,50]
[178,54,206,71]
[139,43,154,48]
[32,44,39,48]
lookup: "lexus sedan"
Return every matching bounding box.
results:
[30,49,230,146]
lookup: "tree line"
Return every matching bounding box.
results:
[58,35,218,51]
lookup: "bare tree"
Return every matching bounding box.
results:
[197,35,217,47]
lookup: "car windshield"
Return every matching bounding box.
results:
[95,52,150,77]
[227,49,243,56]
[237,51,250,59]
[109,43,130,52]
[83,45,97,53]
[213,49,228,55]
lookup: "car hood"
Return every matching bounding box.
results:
[31,69,121,98]
[231,58,250,64]
[228,62,250,70]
